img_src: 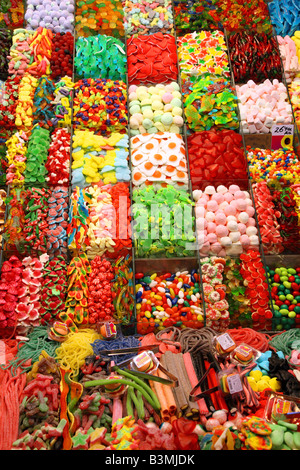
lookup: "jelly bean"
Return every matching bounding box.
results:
[267,264,300,330]
[135,269,203,334]
[247,147,300,185]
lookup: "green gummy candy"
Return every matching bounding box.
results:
[277,420,298,431]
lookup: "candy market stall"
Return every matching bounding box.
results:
[1,0,300,453]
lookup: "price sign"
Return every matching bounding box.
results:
[271,124,294,150]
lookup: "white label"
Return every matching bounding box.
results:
[271,124,294,136]
[217,333,235,352]
[227,373,243,394]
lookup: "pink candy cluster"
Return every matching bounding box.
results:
[194,184,259,256]
[277,35,300,84]
[237,78,293,134]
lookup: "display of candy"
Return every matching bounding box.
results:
[277,35,300,84]
[64,253,91,328]
[50,32,74,80]
[0,75,21,133]
[51,76,74,129]
[123,0,174,37]
[24,126,51,185]
[135,268,203,333]
[46,128,71,186]
[0,0,24,30]
[187,129,248,186]
[5,130,28,186]
[228,31,282,85]
[251,181,283,255]
[15,254,49,335]
[73,78,127,134]
[289,77,300,131]
[0,28,12,81]
[182,74,239,132]
[26,27,53,78]
[177,30,230,81]
[173,0,221,34]
[0,255,24,335]
[237,79,293,134]
[39,255,67,325]
[71,130,130,187]
[131,132,188,189]
[23,187,51,255]
[7,29,34,77]
[15,73,39,131]
[75,34,126,81]
[46,186,68,258]
[128,82,184,136]
[25,0,75,33]
[269,0,300,37]
[68,182,132,259]
[272,185,300,253]
[1,0,300,453]
[127,32,178,85]
[32,76,56,129]
[3,186,27,252]
[132,185,196,258]
[194,184,259,257]
[247,147,300,185]
[217,0,272,33]
[267,264,300,331]
[75,0,125,38]
[0,188,6,250]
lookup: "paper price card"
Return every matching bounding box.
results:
[271,124,294,150]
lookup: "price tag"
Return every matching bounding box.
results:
[227,373,243,395]
[271,124,294,150]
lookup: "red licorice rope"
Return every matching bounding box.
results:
[228,328,271,353]
[0,340,26,450]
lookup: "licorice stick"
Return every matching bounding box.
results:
[183,352,208,415]
[156,368,177,416]
[112,397,123,424]
[190,352,214,413]
[162,351,189,412]
[149,372,170,421]
[176,353,199,418]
